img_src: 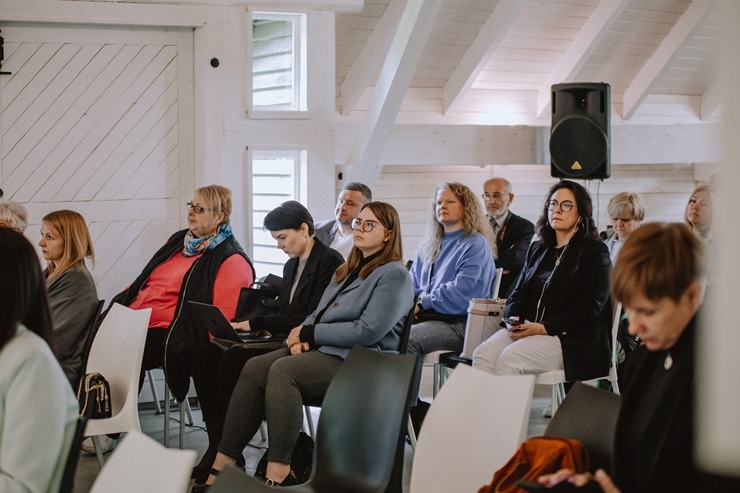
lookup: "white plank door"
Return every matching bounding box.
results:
[0,23,195,303]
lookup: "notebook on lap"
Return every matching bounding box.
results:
[187,301,285,350]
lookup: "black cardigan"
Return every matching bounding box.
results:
[505,237,612,381]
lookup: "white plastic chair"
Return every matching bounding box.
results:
[536,301,623,415]
[83,303,152,467]
[409,365,535,493]
[89,430,196,493]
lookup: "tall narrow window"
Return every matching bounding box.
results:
[252,12,307,111]
[251,150,307,277]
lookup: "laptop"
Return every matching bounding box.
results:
[188,301,285,350]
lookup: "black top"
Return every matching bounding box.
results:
[491,211,534,298]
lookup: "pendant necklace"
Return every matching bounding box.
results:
[664,352,673,370]
[554,243,569,266]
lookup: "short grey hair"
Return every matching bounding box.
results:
[0,201,29,232]
[607,192,645,221]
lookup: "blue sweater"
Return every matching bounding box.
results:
[411,229,495,318]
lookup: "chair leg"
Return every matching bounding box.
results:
[432,363,441,398]
[92,435,105,468]
[551,382,566,415]
[304,405,315,437]
[164,385,170,448]
[183,397,194,425]
[407,415,417,452]
[147,370,163,415]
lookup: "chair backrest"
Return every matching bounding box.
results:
[89,430,196,493]
[609,301,623,394]
[78,300,105,381]
[409,365,535,493]
[397,294,418,355]
[491,267,504,298]
[58,415,88,493]
[313,346,417,493]
[83,303,151,437]
[544,382,621,473]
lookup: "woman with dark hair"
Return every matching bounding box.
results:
[472,180,612,385]
[199,201,414,488]
[0,229,78,492]
[39,209,100,390]
[189,201,343,483]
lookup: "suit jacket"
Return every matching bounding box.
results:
[314,220,339,247]
[249,240,344,336]
[302,260,414,359]
[506,237,611,381]
[491,211,535,298]
[614,318,740,492]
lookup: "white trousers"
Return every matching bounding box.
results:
[472,328,564,375]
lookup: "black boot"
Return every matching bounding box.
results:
[409,398,430,436]
[192,421,223,484]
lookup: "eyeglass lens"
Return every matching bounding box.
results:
[482,193,504,201]
[187,202,205,213]
[351,218,378,232]
[547,200,574,212]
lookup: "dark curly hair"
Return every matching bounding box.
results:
[535,180,598,246]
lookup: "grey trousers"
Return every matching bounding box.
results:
[219,347,342,465]
[406,319,466,402]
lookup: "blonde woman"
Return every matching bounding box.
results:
[604,192,645,265]
[683,184,717,240]
[39,210,99,390]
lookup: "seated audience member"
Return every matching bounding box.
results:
[537,223,740,492]
[0,201,29,233]
[604,192,645,266]
[0,229,78,492]
[39,210,99,390]
[406,182,496,429]
[472,180,611,387]
[108,185,253,402]
[199,201,414,488]
[314,182,372,259]
[188,201,343,483]
[482,177,534,298]
[684,184,717,240]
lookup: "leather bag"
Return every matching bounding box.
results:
[234,287,280,322]
[478,436,590,493]
[76,372,112,419]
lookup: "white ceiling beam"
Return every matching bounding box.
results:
[340,0,407,116]
[623,0,716,120]
[701,73,721,121]
[345,0,443,186]
[442,0,526,116]
[535,0,630,117]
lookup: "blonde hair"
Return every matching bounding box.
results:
[418,182,496,263]
[196,185,232,224]
[42,210,95,281]
[607,192,645,221]
[683,184,718,239]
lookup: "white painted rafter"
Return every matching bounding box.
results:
[701,74,721,121]
[340,0,407,116]
[442,0,526,116]
[622,0,717,120]
[535,0,630,117]
[345,0,443,186]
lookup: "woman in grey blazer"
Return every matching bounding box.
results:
[199,201,414,489]
[38,210,99,390]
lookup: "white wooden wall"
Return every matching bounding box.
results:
[367,163,703,263]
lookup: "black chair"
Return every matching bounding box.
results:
[544,382,621,473]
[211,346,418,493]
[58,415,88,493]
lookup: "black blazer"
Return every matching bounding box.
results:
[506,237,611,381]
[249,239,344,337]
[492,211,535,298]
[614,319,740,492]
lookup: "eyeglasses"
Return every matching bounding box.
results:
[546,200,575,212]
[482,192,505,202]
[186,202,214,214]
[350,217,386,233]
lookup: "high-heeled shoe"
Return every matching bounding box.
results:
[191,468,220,493]
[264,470,299,487]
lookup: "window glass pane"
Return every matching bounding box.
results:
[252,14,304,110]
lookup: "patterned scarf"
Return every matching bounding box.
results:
[182,222,233,257]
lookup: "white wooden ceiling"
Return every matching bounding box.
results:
[335,0,721,126]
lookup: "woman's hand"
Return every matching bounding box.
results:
[508,322,547,340]
[537,468,618,492]
[231,320,251,332]
[289,341,311,355]
[287,326,303,349]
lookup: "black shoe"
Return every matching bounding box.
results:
[265,470,299,487]
[409,399,430,436]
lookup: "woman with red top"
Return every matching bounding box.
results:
[108,185,254,404]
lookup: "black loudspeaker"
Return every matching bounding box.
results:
[550,82,610,180]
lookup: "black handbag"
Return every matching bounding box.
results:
[234,287,280,322]
[255,431,314,483]
[76,372,112,419]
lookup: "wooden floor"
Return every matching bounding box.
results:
[71,377,551,492]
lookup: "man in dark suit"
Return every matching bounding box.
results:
[482,177,534,298]
[314,182,372,259]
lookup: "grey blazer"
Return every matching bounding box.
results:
[314,219,339,247]
[302,260,414,359]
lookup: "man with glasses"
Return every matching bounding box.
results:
[315,182,372,260]
[482,178,534,298]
